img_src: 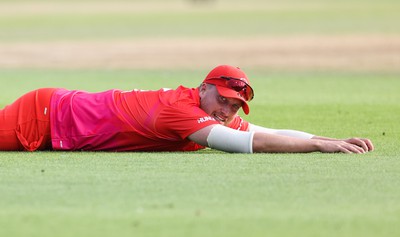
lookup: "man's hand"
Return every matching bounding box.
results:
[317,140,368,154]
[313,136,374,154]
[343,138,374,152]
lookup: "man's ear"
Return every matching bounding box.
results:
[198,83,208,100]
[199,83,207,93]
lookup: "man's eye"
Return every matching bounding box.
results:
[219,96,227,102]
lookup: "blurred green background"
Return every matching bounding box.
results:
[0,0,399,40]
[1,0,399,83]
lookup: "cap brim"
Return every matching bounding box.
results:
[215,85,250,115]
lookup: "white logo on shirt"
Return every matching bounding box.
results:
[197,116,215,124]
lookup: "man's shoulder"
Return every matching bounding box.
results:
[159,86,199,106]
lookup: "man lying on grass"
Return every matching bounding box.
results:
[0,65,374,153]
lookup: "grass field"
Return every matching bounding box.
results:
[1,0,400,237]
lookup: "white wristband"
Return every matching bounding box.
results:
[207,125,254,153]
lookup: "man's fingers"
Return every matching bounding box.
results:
[323,139,373,154]
[351,144,365,154]
[346,138,374,152]
[355,139,369,152]
[363,138,374,151]
[341,142,365,154]
[339,147,352,154]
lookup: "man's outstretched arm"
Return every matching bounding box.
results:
[252,132,371,154]
[248,123,374,152]
[188,125,374,154]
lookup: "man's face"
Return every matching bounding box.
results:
[199,83,243,126]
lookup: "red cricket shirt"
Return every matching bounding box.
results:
[50,86,249,151]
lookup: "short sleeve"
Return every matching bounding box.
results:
[155,104,219,140]
[227,115,249,131]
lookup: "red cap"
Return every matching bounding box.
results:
[203,65,253,115]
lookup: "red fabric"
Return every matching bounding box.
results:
[204,65,250,84]
[0,88,57,151]
[228,115,249,131]
[0,86,250,152]
[50,86,227,151]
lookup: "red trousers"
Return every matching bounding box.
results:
[0,88,57,151]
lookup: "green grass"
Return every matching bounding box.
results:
[1,69,400,237]
[0,0,399,41]
[1,152,399,237]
